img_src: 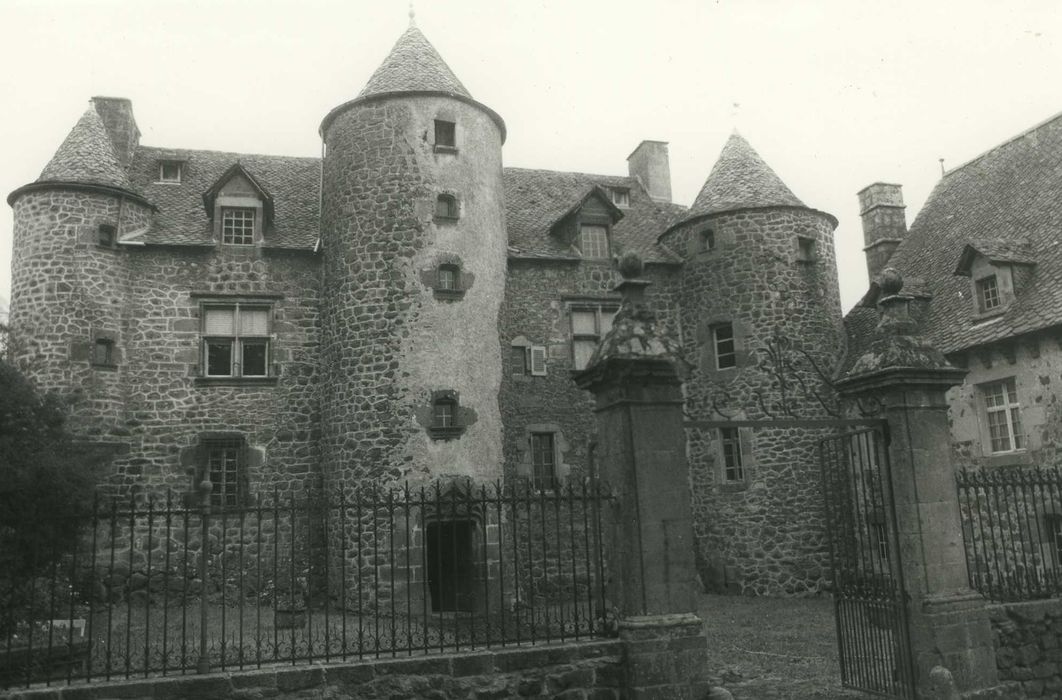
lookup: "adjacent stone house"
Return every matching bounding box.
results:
[6,23,846,596]
[847,112,1062,473]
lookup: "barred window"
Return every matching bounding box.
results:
[713,323,737,370]
[222,208,256,245]
[205,438,244,508]
[719,427,744,482]
[983,378,1023,453]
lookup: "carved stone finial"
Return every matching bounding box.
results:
[879,267,903,296]
[618,251,644,280]
[409,1,416,26]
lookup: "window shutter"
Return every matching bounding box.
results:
[529,346,547,376]
[240,308,269,336]
[205,308,235,336]
[738,427,756,470]
[600,309,616,335]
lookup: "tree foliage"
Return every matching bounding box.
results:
[0,356,96,581]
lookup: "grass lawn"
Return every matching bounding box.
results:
[699,594,867,700]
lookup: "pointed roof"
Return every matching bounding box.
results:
[685,133,804,219]
[358,25,471,100]
[38,106,134,191]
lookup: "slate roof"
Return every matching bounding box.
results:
[683,132,804,220]
[845,110,1062,355]
[504,167,685,263]
[38,107,135,192]
[126,146,320,249]
[358,25,471,99]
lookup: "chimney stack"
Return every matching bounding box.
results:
[627,140,672,203]
[857,183,907,281]
[91,97,140,170]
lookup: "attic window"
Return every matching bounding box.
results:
[579,225,610,259]
[434,120,456,151]
[977,275,1001,312]
[158,161,182,184]
[610,188,630,208]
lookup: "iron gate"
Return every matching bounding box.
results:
[819,426,915,698]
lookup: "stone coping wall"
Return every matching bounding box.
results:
[989,598,1062,698]
[3,640,623,700]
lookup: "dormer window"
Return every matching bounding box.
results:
[434,120,456,152]
[610,188,630,208]
[579,224,609,259]
[222,208,256,245]
[977,275,1001,312]
[158,161,182,184]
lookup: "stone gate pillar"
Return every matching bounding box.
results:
[575,254,709,699]
[836,270,999,695]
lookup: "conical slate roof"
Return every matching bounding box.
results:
[685,133,804,218]
[38,106,133,191]
[358,25,471,99]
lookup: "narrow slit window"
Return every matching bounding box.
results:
[713,323,737,369]
[719,427,744,482]
[531,432,557,490]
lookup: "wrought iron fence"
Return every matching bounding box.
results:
[0,480,615,689]
[956,466,1062,602]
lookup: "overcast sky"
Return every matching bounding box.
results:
[1,0,1061,314]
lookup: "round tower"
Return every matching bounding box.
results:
[7,99,149,436]
[318,24,508,488]
[659,133,843,596]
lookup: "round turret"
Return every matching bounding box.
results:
[659,133,844,596]
[318,25,508,488]
[7,100,150,435]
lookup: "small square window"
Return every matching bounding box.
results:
[98,224,116,247]
[700,228,715,252]
[719,427,744,482]
[427,392,465,441]
[92,338,115,367]
[222,208,256,245]
[611,188,630,208]
[435,194,459,220]
[977,275,1001,312]
[713,323,737,370]
[437,265,458,291]
[797,236,817,262]
[158,161,182,183]
[435,120,456,149]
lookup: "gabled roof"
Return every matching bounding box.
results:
[548,185,625,233]
[127,146,320,250]
[953,238,1037,276]
[504,167,686,263]
[845,109,1062,355]
[684,132,804,220]
[202,162,276,224]
[358,25,471,100]
[38,106,135,192]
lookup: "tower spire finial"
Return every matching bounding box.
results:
[409,0,415,26]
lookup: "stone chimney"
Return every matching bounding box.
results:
[627,140,672,203]
[857,182,907,281]
[91,96,140,170]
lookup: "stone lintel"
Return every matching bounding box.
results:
[619,612,703,631]
[919,590,990,615]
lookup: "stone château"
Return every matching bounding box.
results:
[6,23,845,596]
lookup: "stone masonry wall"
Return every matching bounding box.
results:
[5,640,624,700]
[659,206,844,595]
[989,599,1062,697]
[499,259,677,483]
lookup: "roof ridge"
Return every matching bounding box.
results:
[137,144,321,162]
[943,108,1062,178]
[505,166,634,181]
